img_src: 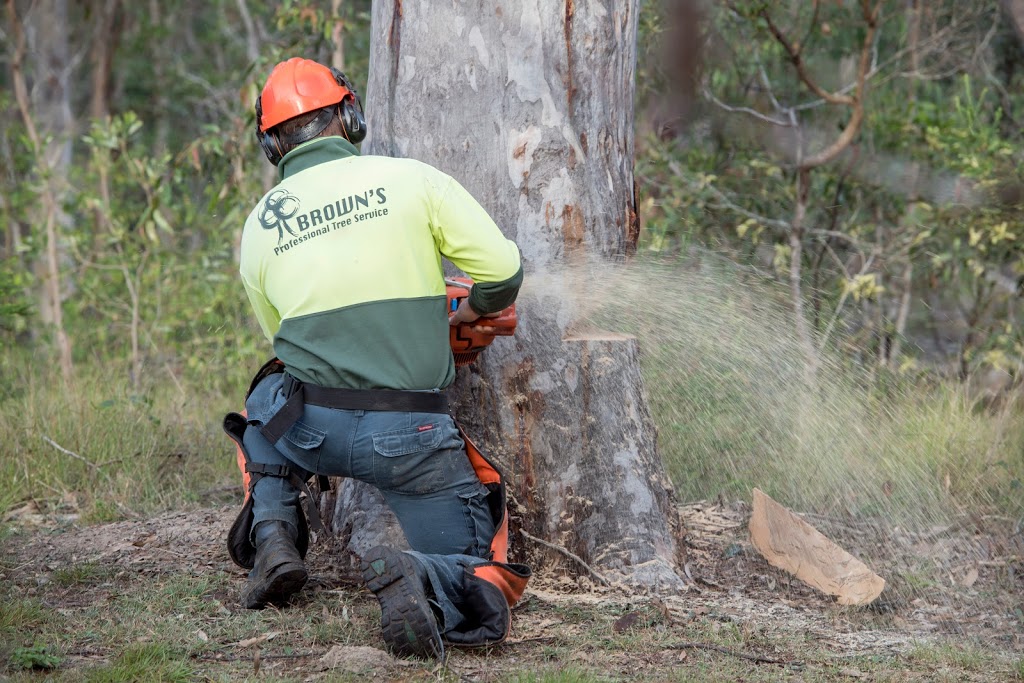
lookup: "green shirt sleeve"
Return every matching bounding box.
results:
[430,174,523,315]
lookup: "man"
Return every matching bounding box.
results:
[226,57,529,659]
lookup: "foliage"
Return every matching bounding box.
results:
[10,644,61,671]
[0,259,31,333]
[637,0,1024,379]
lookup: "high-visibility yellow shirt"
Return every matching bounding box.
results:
[240,136,522,390]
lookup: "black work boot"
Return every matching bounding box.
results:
[361,545,444,660]
[241,521,308,609]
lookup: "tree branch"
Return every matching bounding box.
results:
[759,9,854,106]
[6,0,42,149]
[797,0,880,170]
[667,641,799,666]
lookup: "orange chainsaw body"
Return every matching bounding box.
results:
[446,276,517,366]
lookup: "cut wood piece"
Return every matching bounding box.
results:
[748,488,885,606]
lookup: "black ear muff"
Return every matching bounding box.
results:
[329,68,367,144]
[254,95,285,166]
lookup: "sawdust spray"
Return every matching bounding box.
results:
[516,253,1022,637]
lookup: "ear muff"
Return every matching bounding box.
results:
[254,95,286,166]
[329,67,367,144]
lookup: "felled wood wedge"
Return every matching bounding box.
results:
[748,488,885,605]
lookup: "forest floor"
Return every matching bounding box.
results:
[2,498,1022,682]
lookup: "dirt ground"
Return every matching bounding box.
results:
[2,499,1022,681]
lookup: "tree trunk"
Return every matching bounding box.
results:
[322,0,685,590]
[90,0,120,235]
[90,0,120,122]
[8,0,75,379]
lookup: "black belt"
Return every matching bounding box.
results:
[259,374,450,444]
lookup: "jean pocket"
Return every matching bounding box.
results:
[458,484,497,558]
[371,422,446,494]
[371,422,444,457]
[283,420,326,450]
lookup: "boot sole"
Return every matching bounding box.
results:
[361,546,444,660]
[242,563,308,609]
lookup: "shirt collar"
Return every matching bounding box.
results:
[277,136,360,181]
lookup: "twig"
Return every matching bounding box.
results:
[667,641,798,666]
[671,166,792,233]
[702,87,791,127]
[507,636,560,645]
[518,528,610,587]
[191,651,319,662]
[41,436,100,472]
[165,362,187,397]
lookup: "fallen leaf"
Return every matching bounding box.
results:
[233,632,279,648]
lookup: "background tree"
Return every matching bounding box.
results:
[5,0,75,380]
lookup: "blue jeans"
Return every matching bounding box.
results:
[242,373,496,634]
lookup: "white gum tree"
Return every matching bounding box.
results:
[323,0,686,591]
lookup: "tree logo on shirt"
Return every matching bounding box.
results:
[258,189,301,243]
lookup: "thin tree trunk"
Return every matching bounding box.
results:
[789,168,817,369]
[148,0,169,157]
[90,0,119,121]
[7,0,74,380]
[331,0,345,71]
[235,0,260,65]
[91,0,119,235]
[234,0,275,193]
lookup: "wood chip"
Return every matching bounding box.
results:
[962,567,979,588]
[748,488,885,606]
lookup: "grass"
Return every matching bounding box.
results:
[0,558,1016,682]
[82,643,194,683]
[1,267,1022,680]
[567,257,1024,525]
[0,347,246,524]
[649,354,1024,522]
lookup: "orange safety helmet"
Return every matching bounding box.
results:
[255,57,366,165]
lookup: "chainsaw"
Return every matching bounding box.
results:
[445,277,517,366]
